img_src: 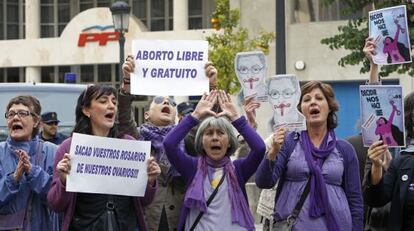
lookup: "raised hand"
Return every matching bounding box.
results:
[191,90,218,119]
[267,127,288,161]
[56,153,71,185]
[243,95,260,129]
[147,156,161,185]
[217,90,240,121]
[121,55,135,93]
[205,62,217,91]
[368,140,388,168]
[363,37,377,63]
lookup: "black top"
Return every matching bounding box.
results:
[70,193,137,231]
[402,182,414,230]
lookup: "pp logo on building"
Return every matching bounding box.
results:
[78,25,119,47]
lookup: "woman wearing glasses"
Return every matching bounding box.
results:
[0,95,57,230]
[47,85,161,231]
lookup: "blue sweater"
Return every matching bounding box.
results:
[163,115,266,231]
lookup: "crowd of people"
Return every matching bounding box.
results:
[0,37,413,231]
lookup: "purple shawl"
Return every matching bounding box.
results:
[139,122,181,178]
[300,130,339,231]
[183,156,254,230]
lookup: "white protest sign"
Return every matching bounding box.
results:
[66,133,151,197]
[131,39,209,96]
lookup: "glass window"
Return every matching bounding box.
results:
[6,24,18,39]
[6,2,18,22]
[189,18,201,30]
[115,64,120,83]
[151,0,165,17]
[132,0,146,19]
[0,69,4,82]
[98,64,112,82]
[41,66,55,82]
[97,0,111,7]
[189,0,202,16]
[41,5,54,23]
[41,25,54,38]
[6,68,19,82]
[0,2,3,39]
[151,19,165,31]
[58,66,71,83]
[58,4,70,23]
[80,0,94,12]
[80,65,94,83]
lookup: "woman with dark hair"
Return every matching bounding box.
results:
[365,91,414,231]
[163,90,266,230]
[256,81,363,231]
[0,95,57,230]
[47,85,160,231]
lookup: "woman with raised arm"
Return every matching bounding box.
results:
[163,90,266,231]
[47,85,160,231]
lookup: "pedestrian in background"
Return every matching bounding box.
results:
[40,111,68,145]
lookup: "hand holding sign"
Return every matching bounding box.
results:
[56,153,71,185]
[147,156,161,185]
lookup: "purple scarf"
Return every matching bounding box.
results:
[184,156,254,230]
[300,130,339,231]
[139,122,181,177]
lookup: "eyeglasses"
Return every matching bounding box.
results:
[5,110,35,119]
[237,64,264,75]
[153,96,176,106]
[269,89,296,100]
[45,121,59,126]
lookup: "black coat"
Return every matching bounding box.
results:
[364,154,414,231]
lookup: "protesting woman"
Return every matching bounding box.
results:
[163,90,266,230]
[0,95,57,230]
[256,81,363,231]
[47,85,160,231]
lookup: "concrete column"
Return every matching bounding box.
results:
[400,76,414,97]
[25,0,41,83]
[173,0,188,30]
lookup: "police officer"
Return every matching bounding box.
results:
[40,111,67,145]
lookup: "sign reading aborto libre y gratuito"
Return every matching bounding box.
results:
[130,39,209,96]
[66,133,151,197]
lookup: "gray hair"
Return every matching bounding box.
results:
[194,116,239,157]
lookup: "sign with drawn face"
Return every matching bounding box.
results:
[267,75,306,132]
[235,51,268,102]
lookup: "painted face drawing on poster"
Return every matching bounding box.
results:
[369,5,412,65]
[267,75,306,132]
[235,51,268,102]
[131,40,209,96]
[360,85,405,147]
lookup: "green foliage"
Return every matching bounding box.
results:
[321,1,414,78]
[206,0,275,94]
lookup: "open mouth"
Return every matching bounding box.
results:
[11,124,23,131]
[310,108,320,115]
[105,112,115,119]
[211,145,222,151]
[161,106,171,114]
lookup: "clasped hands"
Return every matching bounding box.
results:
[13,149,31,182]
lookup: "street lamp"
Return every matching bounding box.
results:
[110,1,131,85]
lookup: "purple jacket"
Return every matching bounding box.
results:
[255,132,364,231]
[163,115,266,230]
[47,137,157,231]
